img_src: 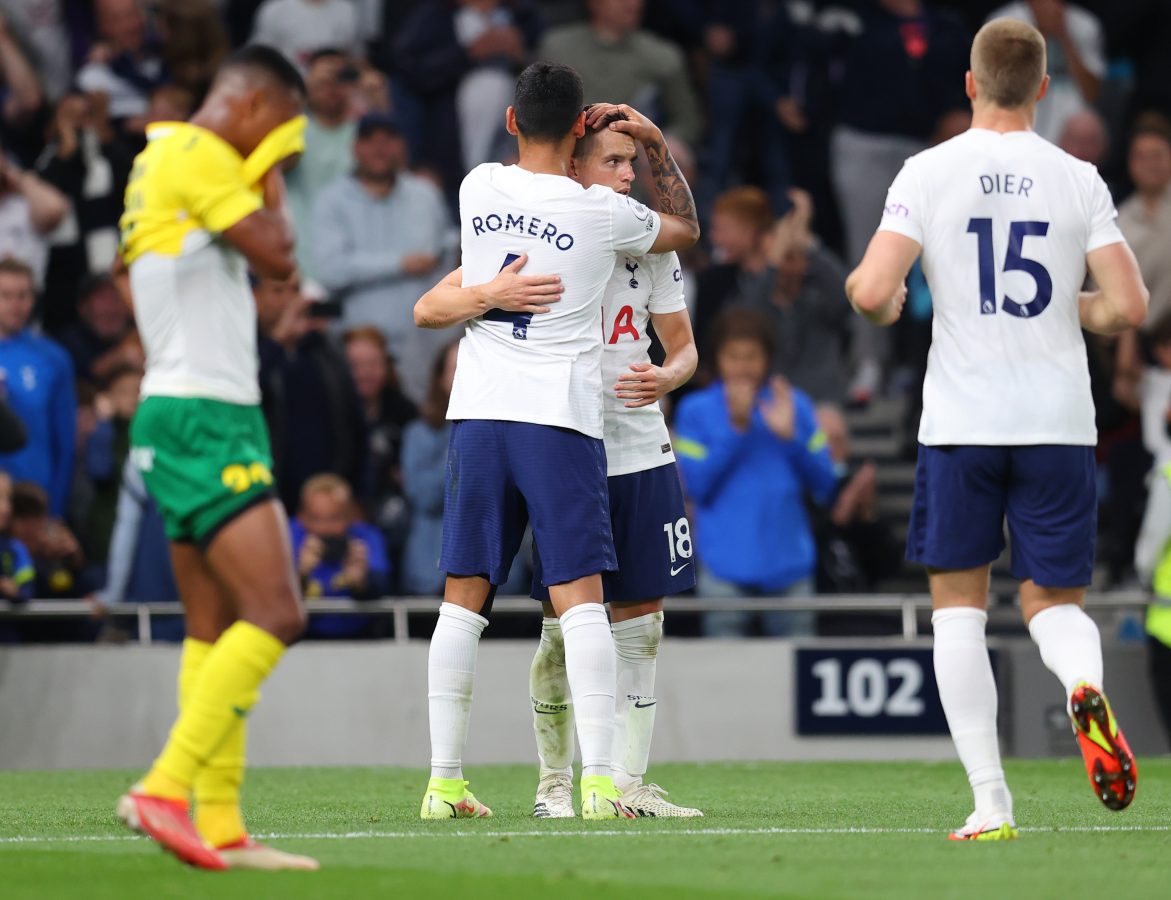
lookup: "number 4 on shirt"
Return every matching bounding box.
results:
[484,253,533,339]
[967,218,1052,318]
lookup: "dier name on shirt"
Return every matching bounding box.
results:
[979,173,1034,197]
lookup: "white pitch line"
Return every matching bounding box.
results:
[1,824,1169,846]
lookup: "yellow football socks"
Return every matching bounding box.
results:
[174,637,249,846]
[141,622,285,803]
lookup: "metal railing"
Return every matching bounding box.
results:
[0,591,1150,646]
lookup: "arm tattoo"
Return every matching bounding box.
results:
[644,139,697,226]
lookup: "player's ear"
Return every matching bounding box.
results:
[567,155,580,179]
[964,71,977,103]
[1035,74,1050,103]
[505,106,518,137]
[572,110,586,139]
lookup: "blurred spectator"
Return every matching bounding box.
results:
[0,9,48,165]
[0,391,26,452]
[1058,108,1109,167]
[9,479,84,598]
[821,0,968,402]
[400,339,458,596]
[736,190,853,404]
[251,0,361,68]
[700,1,799,216]
[1,2,71,102]
[0,142,69,291]
[986,0,1105,143]
[36,94,133,333]
[1118,118,1171,328]
[827,1,968,267]
[812,404,897,594]
[56,274,140,387]
[142,83,195,126]
[287,48,362,278]
[292,473,390,638]
[77,0,168,132]
[313,113,453,403]
[1111,0,1171,124]
[674,308,837,637]
[343,325,417,554]
[1140,315,1171,461]
[694,186,773,349]
[393,0,542,177]
[255,273,367,511]
[538,0,702,144]
[81,363,140,580]
[155,0,230,101]
[0,470,34,602]
[0,258,74,516]
[91,458,179,610]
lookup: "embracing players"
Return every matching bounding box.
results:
[114,47,317,870]
[413,63,699,820]
[846,19,1148,840]
[527,104,701,819]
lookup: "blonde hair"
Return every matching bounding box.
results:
[300,473,352,505]
[712,186,773,234]
[971,19,1046,110]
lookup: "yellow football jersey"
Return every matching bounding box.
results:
[119,122,263,265]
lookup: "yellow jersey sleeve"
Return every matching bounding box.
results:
[179,131,263,234]
[120,123,262,264]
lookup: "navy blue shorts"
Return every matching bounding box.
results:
[906,443,1097,588]
[531,462,696,603]
[440,420,616,586]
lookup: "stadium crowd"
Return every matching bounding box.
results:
[0,0,1169,644]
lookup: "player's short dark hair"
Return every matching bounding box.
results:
[971,19,1046,110]
[573,107,629,160]
[513,62,583,142]
[222,44,306,98]
[710,307,776,367]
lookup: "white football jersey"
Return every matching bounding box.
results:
[447,163,661,438]
[878,128,1125,446]
[601,250,686,476]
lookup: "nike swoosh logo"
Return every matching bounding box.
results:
[633,699,657,709]
[670,563,691,576]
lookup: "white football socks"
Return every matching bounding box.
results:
[932,608,1012,822]
[428,602,488,780]
[1027,603,1104,699]
[559,603,617,780]
[530,617,574,777]
[611,612,663,792]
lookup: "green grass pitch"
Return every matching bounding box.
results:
[1,760,1167,899]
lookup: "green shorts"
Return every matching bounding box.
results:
[131,396,276,546]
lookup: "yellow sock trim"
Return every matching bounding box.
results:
[178,638,213,711]
[139,769,190,802]
[138,638,214,800]
[189,637,249,845]
[150,621,286,791]
[195,801,248,848]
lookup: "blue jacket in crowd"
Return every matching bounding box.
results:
[290,519,390,638]
[0,331,75,516]
[674,381,837,592]
[399,419,450,596]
